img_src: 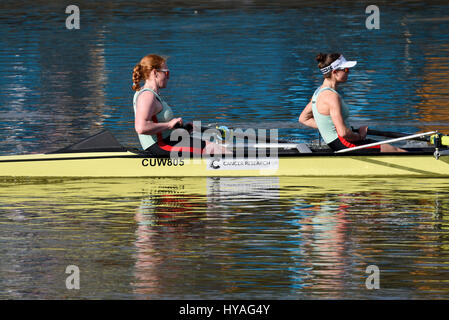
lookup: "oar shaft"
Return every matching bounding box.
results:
[175,123,286,143]
[336,131,437,153]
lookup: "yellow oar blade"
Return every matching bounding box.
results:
[430,135,449,146]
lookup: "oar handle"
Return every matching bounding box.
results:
[173,122,221,134]
[173,122,194,131]
[174,122,257,138]
[174,122,288,143]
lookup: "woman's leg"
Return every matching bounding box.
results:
[380,144,407,152]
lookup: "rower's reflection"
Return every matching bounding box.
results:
[131,177,284,297]
[293,198,348,297]
[132,188,207,297]
[131,178,447,298]
[291,190,396,296]
[131,177,355,297]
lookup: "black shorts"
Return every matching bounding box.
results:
[328,136,381,153]
[145,134,206,157]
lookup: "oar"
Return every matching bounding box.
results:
[351,127,429,141]
[175,122,288,143]
[361,128,448,146]
[365,128,430,141]
[336,131,438,153]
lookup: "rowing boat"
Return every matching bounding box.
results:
[1,129,449,178]
[1,176,447,208]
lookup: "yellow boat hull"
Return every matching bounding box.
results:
[1,151,449,178]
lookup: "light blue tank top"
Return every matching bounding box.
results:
[133,88,174,150]
[311,87,350,144]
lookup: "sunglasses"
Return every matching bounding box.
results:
[337,68,349,73]
[158,68,170,77]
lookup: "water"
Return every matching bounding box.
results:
[1,177,449,299]
[1,0,449,299]
[1,0,449,154]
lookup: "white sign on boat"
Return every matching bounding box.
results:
[207,158,280,171]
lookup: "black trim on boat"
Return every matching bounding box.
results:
[0,148,445,164]
[46,130,128,154]
[8,129,439,161]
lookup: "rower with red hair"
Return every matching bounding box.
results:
[132,54,226,156]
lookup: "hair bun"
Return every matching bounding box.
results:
[315,53,327,64]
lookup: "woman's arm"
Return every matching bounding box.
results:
[298,100,318,128]
[134,91,181,135]
[326,94,362,142]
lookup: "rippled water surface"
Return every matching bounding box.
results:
[1,0,449,299]
[1,0,449,154]
[1,177,449,299]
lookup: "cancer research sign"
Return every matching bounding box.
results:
[207,158,279,171]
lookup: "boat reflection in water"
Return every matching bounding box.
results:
[0,177,449,299]
[130,177,449,299]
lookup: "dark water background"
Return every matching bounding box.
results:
[1,0,449,154]
[1,0,449,299]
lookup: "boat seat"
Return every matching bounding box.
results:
[296,143,312,153]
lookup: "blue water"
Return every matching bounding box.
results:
[1,0,448,155]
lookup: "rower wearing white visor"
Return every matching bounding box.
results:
[299,53,406,153]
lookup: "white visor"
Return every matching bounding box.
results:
[320,55,357,74]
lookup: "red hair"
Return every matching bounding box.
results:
[132,54,167,91]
